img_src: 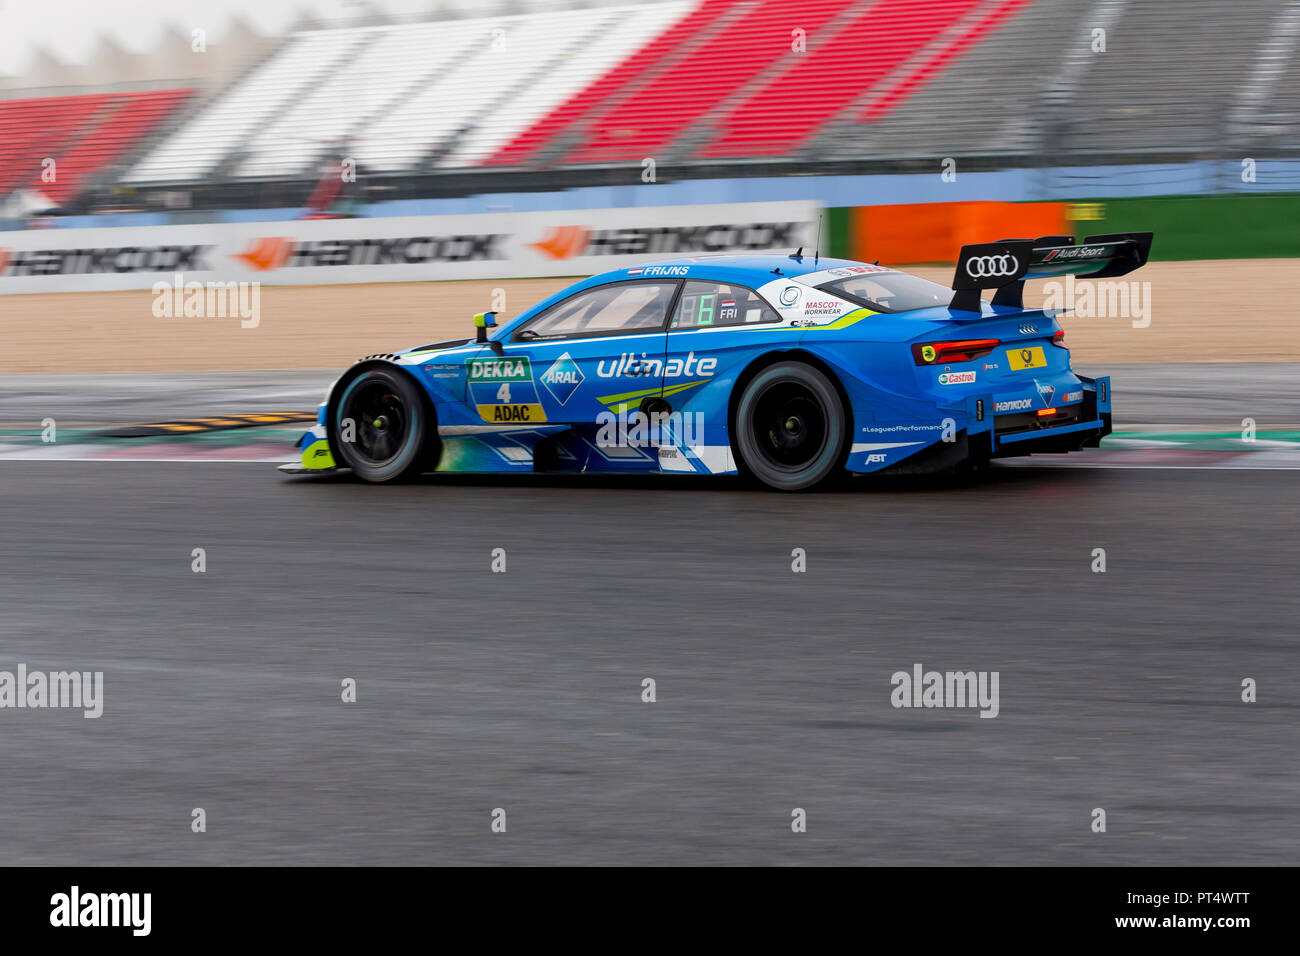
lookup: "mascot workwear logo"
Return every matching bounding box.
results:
[528,221,803,259]
[233,234,506,271]
[540,352,584,405]
[0,244,209,276]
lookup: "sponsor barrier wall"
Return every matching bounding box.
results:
[0,202,818,294]
[1067,194,1300,261]
[841,201,1068,264]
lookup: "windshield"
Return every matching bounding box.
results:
[817,271,952,314]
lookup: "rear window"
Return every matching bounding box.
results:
[817,271,952,314]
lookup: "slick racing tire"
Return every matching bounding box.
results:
[330,365,436,482]
[733,361,848,492]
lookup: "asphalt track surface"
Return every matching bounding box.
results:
[3,362,1300,425]
[1,460,1297,865]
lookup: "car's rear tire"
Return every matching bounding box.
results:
[330,365,436,482]
[733,361,848,491]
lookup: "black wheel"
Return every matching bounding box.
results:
[733,361,848,491]
[330,365,436,482]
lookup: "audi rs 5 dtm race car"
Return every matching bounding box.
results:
[282,232,1151,491]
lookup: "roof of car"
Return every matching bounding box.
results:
[587,254,878,285]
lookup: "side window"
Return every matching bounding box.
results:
[514,281,675,341]
[670,281,780,330]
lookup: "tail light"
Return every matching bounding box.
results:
[911,339,1000,365]
[1050,329,1067,349]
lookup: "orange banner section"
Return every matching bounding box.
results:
[849,201,1067,265]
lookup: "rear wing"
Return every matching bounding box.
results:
[949,232,1153,313]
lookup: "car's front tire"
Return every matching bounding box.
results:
[330,365,436,482]
[733,361,848,491]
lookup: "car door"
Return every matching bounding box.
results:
[490,279,679,425]
[660,278,783,405]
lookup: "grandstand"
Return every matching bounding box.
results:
[1,0,1298,212]
[0,89,192,203]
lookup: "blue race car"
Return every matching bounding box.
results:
[282,232,1151,490]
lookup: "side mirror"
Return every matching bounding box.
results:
[474,311,503,353]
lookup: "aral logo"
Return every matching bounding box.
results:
[467,357,531,382]
[540,352,584,405]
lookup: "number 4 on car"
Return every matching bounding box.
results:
[281,233,1150,490]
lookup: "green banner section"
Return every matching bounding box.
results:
[1069,194,1300,260]
[824,205,851,260]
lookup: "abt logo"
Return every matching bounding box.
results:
[866,453,887,464]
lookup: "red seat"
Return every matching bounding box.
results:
[481,0,1036,167]
[0,90,193,202]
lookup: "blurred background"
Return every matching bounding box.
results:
[2,0,1297,226]
[2,0,1299,374]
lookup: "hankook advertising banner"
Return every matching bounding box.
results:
[0,202,820,294]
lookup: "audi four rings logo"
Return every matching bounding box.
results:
[965,254,1019,278]
[1018,323,1039,334]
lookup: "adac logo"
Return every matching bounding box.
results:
[540,351,584,405]
[234,237,295,271]
[530,225,589,260]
